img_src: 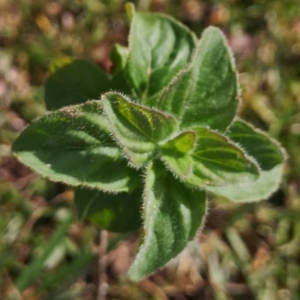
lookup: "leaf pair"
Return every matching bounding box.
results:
[102,93,178,167]
[157,27,239,131]
[102,93,260,185]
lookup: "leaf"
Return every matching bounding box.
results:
[161,130,196,153]
[110,44,129,74]
[186,127,260,187]
[158,26,239,131]
[13,101,137,192]
[161,131,196,178]
[49,56,73,73]
[128,160,206,281]
[126,12,196,104]
[109,44,133,95]
[206,165,283,202]
[109,71,132,96]
[226,119,285,170]
[125,2,136,21]
[162,154,193,179]
[206,119,286,202]
[45,59,111,110]
[75,188,142,232]
[102,92,178,167]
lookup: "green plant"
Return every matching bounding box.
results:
[12,5,285,281]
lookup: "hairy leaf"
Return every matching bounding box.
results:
[75,188,142,232]
[126,12,196,104]
[13,101,137,192]
[129,160,206,281]
[159,27,239,131]
[102,92,178,167]
[186,127,260,187]
[161,131,196,178]
[206,119,285,201]
[227,119,285,170]
[161,130,196,153]
[45,60,110,110]
[206,165,283,202]
[161,154,193,179]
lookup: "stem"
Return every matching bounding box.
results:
[97,230,108,300]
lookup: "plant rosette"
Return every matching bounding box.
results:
[13,6,286,281]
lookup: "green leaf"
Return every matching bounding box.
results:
[109,71,132,96]
[13,101,137,192]
[102,92,178,167]
[158,26,239,131]
[109,44,132,95]
[125,2,136,21]
[161,130,196,153]
[206,119,286,202]
[206,165,283,202]
[45,59,110,110]
[110,43,129,74]
[126,12,196,104]
[75,188,142,232]
[161,131,196,178]
[162,154,193,179]
[49,56,73,73]
[226,119,285,170]
[186,127,260,187]
[128,160,206,281]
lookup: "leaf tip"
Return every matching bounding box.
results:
[125,2,136,22]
